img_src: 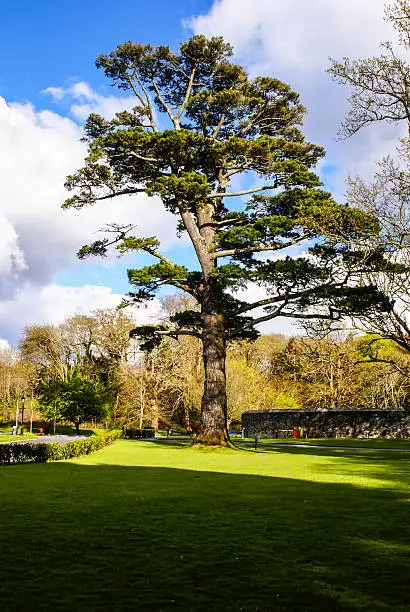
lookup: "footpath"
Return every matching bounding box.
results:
[1,435,85,445]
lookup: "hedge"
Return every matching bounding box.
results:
[0,429,123,465]
[125,428,155,439]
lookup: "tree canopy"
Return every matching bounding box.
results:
[64,35,388,444]
[38,371,109,433]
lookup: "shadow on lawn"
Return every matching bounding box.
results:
[0,454,409,612]
[145,437,192,448]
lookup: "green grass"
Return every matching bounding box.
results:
[0,433,37,443]
[240,437,410,449]
[1,440,410,611]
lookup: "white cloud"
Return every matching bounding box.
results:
[0,339,10,351]
[190,0,392,72]
[190,0,405,200]
[0,284,163,345]
[43,81,137,121]
[0,92,176,343]
[0,215,27,277]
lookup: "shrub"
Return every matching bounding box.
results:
[0,429,123,465]
[126,428,155,439]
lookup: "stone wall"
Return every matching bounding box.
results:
[242,409,410,438]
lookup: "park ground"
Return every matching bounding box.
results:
[0,439,409,611]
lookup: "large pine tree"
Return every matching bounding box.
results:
[64,36,387,444]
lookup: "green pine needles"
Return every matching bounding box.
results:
[64,35,389,444]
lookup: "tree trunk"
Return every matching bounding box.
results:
[139,377,144,429]
[151,399,159,432]
[194,286,231,446]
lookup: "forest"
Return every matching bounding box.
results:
[1,296,409,433]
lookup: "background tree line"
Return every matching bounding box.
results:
[1,300,408,433]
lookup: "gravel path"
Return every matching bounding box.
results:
[2,435,86,445]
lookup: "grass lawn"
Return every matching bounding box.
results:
[0,440,409,611]
[239,437,410,450]
[0,433,37,443]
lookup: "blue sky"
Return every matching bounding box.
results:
[0,0,400,344]
[1,0,211,105]
[0,0,213,319]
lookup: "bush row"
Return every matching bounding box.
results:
[126,428,155,439]
[0,429,123,465]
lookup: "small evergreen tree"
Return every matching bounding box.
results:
[65,36,387,444]
[38,372,109,433]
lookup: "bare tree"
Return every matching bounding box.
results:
[328,0,410,372]
[328,1,410,137]
[346,145,410,360]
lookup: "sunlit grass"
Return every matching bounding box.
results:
[0,440,409,611]
[0,433,37,443]
[238,437,410,450]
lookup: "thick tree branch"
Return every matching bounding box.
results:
[65,186,146,209]
[206,185,275,199]
[175,68,196,120]
[238,106,267,135]
[129,152,159,163]
[213,236,307,259]
[151,78,178,128]
[231,309,339,337]
[238,283,338,314]
[280,311,339,320]
[155,328,202,340]
[211,113,226,139]
[126,75,148,110]
[92,188,147,202]
[147,249,177,266]
[225,161,255,179]
[130,70,158,132]
[355,356,409,377]
[168,281,196,296]
[178,206,211,275]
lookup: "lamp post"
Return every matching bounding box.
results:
[20,396,25,435]
[14,398,19,435]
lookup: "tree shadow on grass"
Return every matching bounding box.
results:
[142,437,192,449]
[0,456,409,612]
